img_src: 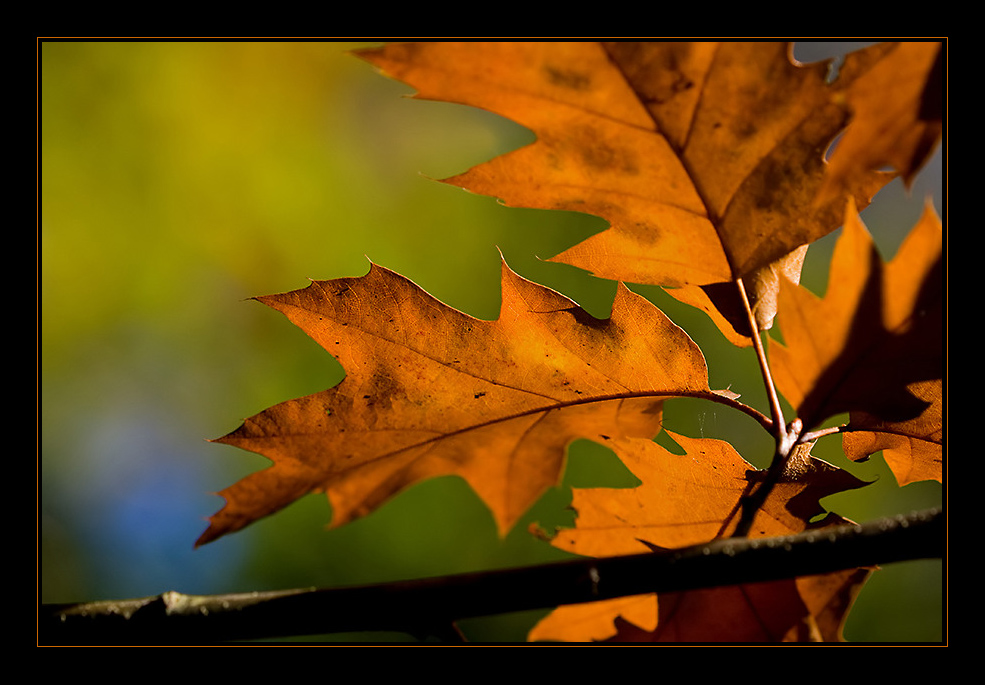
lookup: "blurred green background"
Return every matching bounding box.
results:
[40,40,944,643]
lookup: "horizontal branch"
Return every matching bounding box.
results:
[40,507,943,645]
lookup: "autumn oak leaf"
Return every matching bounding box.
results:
[769,199,943,435]
[548,433,867,555]
[529,432,870,642]
[818,41,943,204]
[197,260,716,546]
[355,41,896,343]
[842,378,943,486]
[596,568,870,643]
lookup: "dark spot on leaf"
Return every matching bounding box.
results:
[565,306,610,331]
[575,132,640,175]
[543,65,591,90]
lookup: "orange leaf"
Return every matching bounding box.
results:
[663,244,809,346]
[818,41,943,204]
[528,594,658,643]
[770,198,943,431]
[529,433,869,641]
[197,260,715,546]
[551,433,866,553]
[842,378,943,485]
[607,581,811,642]
[795,567,872,642]
[356,41,895,342]
[594,568,870,643]
[531,569,869,643]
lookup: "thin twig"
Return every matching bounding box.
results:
[40,508,944,645]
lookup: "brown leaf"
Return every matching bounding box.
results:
[531,570,870,643]
[197,260,714,546]
[664,244,809,346]
[356,41,895,342]
[551,433,866,552]
[795,567,872,642]
[842,378,943,485]
[818,41,943,204]
[528,594,658,643]
[529,433,869,641]
[607,581,812,642]
[770,198,943,431]
[613,566,871,643]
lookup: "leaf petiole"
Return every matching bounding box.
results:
[730,275,807,537]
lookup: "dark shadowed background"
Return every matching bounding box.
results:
[40,40,944,642]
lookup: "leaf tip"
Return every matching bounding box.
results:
[193,516,222,549]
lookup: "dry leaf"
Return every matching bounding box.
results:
[818,41,943,204]
[770,198,943,431]
[356,41,896,342]
[198,260,714,546]
[529,432,869,641]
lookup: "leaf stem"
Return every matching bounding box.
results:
[735,277,786,436]
[731,276,801,538]
[800,423,848,443]
[732,417,803,538]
